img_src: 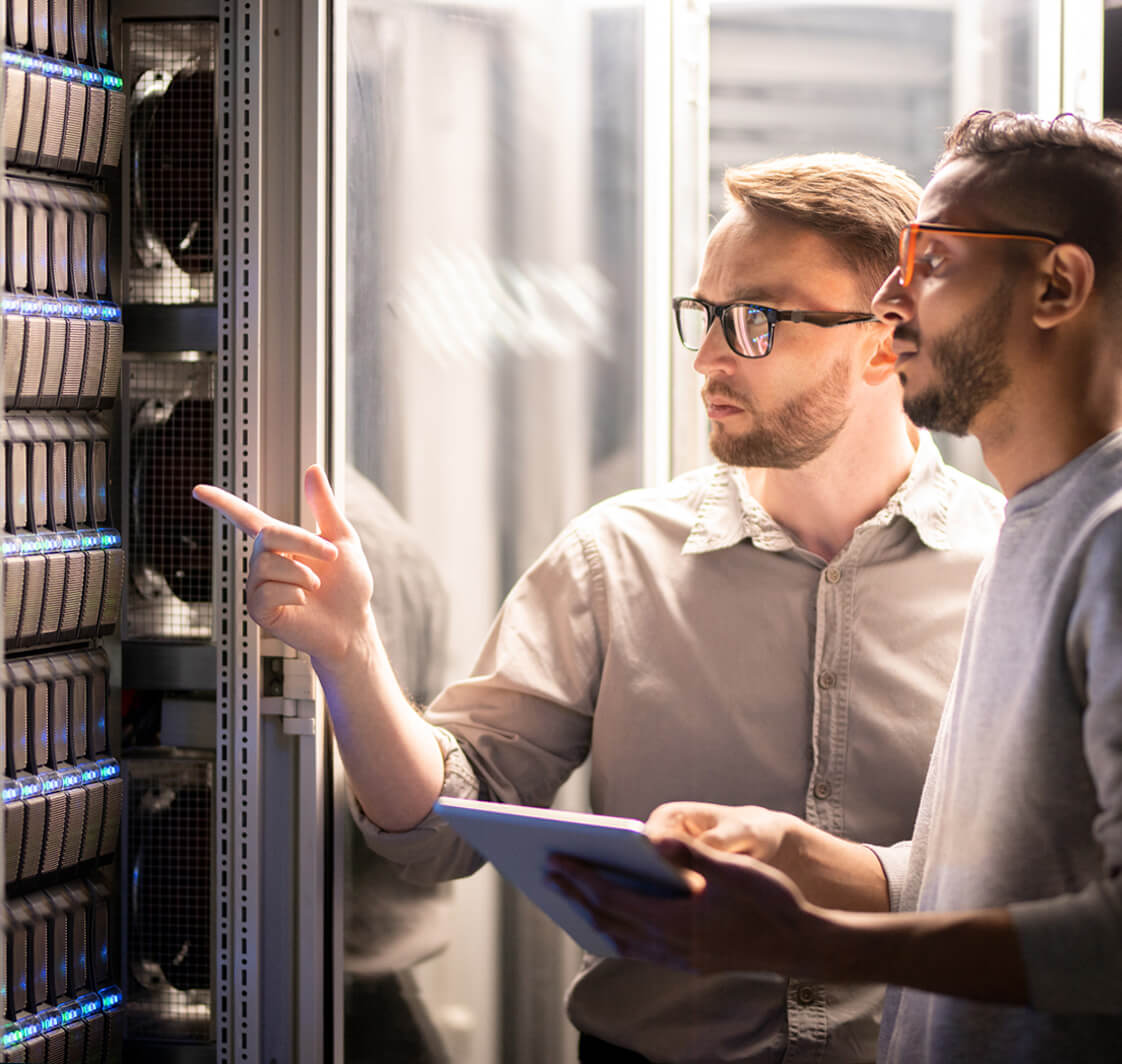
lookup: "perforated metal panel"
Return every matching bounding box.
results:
[124,21,217,305]
[124,752,214,1040]
[122,356,215,641]
[216,4,262,1060]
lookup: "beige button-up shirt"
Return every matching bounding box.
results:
[356,432,1005,1063]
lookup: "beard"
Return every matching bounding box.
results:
[707,351,853,469]
[901,276,1014,437]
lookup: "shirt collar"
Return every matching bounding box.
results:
[682,431,961,556]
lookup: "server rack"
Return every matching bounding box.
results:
[2,1,127,1061]
[4,0,336,1062]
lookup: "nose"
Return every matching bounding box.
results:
[691,316,738,377]
[871,266,914,325]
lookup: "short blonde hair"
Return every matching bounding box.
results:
[724,153,921,301]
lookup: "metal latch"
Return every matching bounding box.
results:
[260,637,318,734]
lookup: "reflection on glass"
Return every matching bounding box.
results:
[709,1,1037,212]
[343,3,644,1063]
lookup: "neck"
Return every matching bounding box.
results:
[974,337,1122,497]
[743,416,919,562]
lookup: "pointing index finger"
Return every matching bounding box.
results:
[193,484,270,536]
[193,484,339,563]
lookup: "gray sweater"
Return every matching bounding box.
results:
[878,430,1122,1062]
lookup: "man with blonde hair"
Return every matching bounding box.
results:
[196,152,1003,1062]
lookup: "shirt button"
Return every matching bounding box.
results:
[824,566,841,584]
[796,984,817,1005]
[813,780,832,800]
[817,670,836,690]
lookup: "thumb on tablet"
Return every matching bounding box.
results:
[651,837,708,894]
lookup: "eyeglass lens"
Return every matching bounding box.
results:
[899,227,918,286]
[676,299,771,357]
[898,225,1057,287]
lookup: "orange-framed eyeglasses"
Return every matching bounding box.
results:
[897,222,1059,286]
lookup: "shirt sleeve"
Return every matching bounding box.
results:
[349,727,487,877]
[1011,506,1122,1014]
[354,521,605,883]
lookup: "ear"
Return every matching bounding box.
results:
[860,325,898,386]
[1033,243,1095,330]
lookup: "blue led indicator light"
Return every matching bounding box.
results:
[99,987,123,1010]
[76,992,100,1019]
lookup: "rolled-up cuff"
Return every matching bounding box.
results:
[348,727,483,864]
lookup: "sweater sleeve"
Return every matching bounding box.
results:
[864,840,913,913]
[1012,507,1122,1014]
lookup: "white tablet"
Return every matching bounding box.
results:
[433,796,691,956]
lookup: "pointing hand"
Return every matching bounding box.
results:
[193,465,377,667]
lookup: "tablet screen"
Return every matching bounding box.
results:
[434,797,690,956]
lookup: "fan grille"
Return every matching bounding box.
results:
[125,21,217,305]
[125,752,214,1040]
[122,355,216,641]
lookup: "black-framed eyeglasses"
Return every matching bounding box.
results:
[672,296,876,359]
[897,222,1059,286]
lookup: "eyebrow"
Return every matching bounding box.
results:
[691,287,788,305]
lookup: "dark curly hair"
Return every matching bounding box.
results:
[936,110,1122,289]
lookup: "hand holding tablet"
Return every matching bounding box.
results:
[434,797,691,956]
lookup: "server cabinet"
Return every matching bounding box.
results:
[5,0,336,1062]
[110,0,336,1062]
[3,2,127,1062]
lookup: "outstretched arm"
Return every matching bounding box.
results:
[193,465,445,830]
[549,836,1028,1004]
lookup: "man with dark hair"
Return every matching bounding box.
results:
[552,111,1122,1063]
[195,152,1004,1062]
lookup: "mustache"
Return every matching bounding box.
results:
[703,381,750,405]
[892,326,920,347]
